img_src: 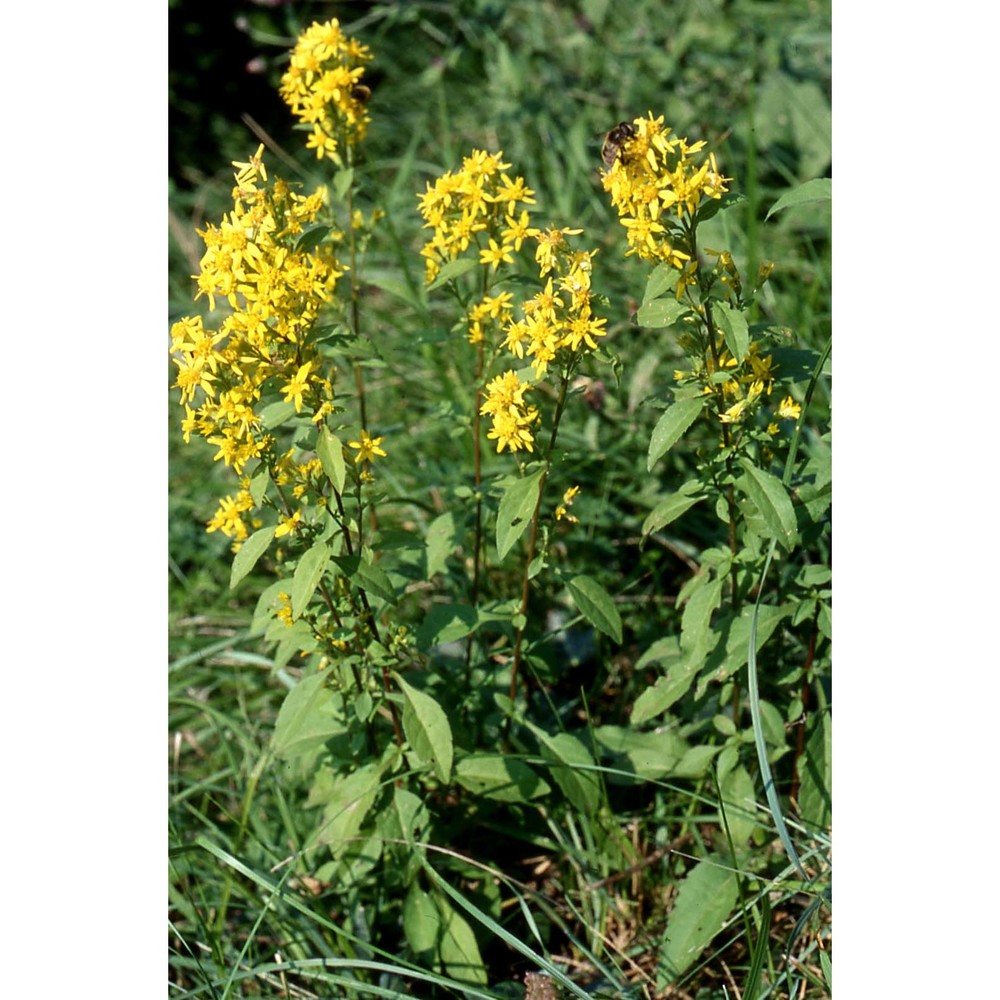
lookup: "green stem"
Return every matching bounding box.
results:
[505,373,570,733]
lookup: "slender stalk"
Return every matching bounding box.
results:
[505,374,570,733]
[464,266,490,686]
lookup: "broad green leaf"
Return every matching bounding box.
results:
[291,540,331,619]
[797,709,831,832]
[533,729,601,815]
[765,177,831,220]
[648,397,705,471]
[317,429,346,494]
[739,460,798,550]
[333,167,354,201]
[634,634,681,672]
[427,256,479,289]
[642,263,679,304]
[566,575,622,644]
[713,301,749,364]
[272,619,318,670]
[658,857,739,984]
[593,726,686,780]
[366,273,426,310]
[641,487,706,538]
[632,651,706,725]
[324,831,382,888]
[403,883,441,964]
[636,297,687,329]
[248,466,269,506]
[496,469,543,560]
[294,224,333,254]
[425,512,456,579]
[437,894,488,985]
[671,743,720,779]
[355,558,397,606]
[260,399,297,429]
[414,603,478,650]
[455,754,550,803]
[310,762,382,859]
[395,674,453,783]
[700,603,790,686]
[271,672,344,759]
[717,763,757,846]
[230,526,275,589]
[680,574,725,654]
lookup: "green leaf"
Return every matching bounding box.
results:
[642,486,705,538]
[425,512,456,579]
[259,399,297,429]
[659,857,740,984]
[414,603,478,650]
[672,743,720,779]
[642,263,680,304]
[366,273,426,311]
[271,672,345,760]
[680,574,725,655]
[455,754,550,803]
[317,429,346,494]
[648,397,704,471]
[765,177,831,220]
[428,256,479,289]
[533,729,601,815]
[631,652,704,724]
[403,883,441,964]
[395,674,454,782]
[739,461,798,550]
[713,301,749,364]
[294,224,333,254]
[636,297,687,329]
[593,726,686,780]
[798,709,832,832]
[248,467,269,506]
[333,167,354,201]
[496,469,543,560]
[717,763,757,846]
[437,893,488,985]
[355,557,397,606]
[230,526,275,589]
[566,575,622,644]
[310,763,383,859]
[291,540,330,619]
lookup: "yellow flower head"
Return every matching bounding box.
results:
[279,19,373,162]
[348,429,387,464]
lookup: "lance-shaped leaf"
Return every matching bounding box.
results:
[230,526,275,589]
[291,540,331,618]
[271,672,344,760]
[496,469,543,560]
[567,575,622,644]
[317,428,346,494]
[739,460,798,550]
[658,857,739,984]
[648,397,705,471]
[395,673,453,783]
[713,301,749,364]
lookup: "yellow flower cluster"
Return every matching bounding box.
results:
[479,370,539,454]
[602,113,730,268]
[416,149,537,283]
[279,19,373,162]
[171,147,343,488]
[501,228,607,380]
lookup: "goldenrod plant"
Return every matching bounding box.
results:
[170,6,830,997]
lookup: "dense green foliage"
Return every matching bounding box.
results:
[169,1,831,997]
